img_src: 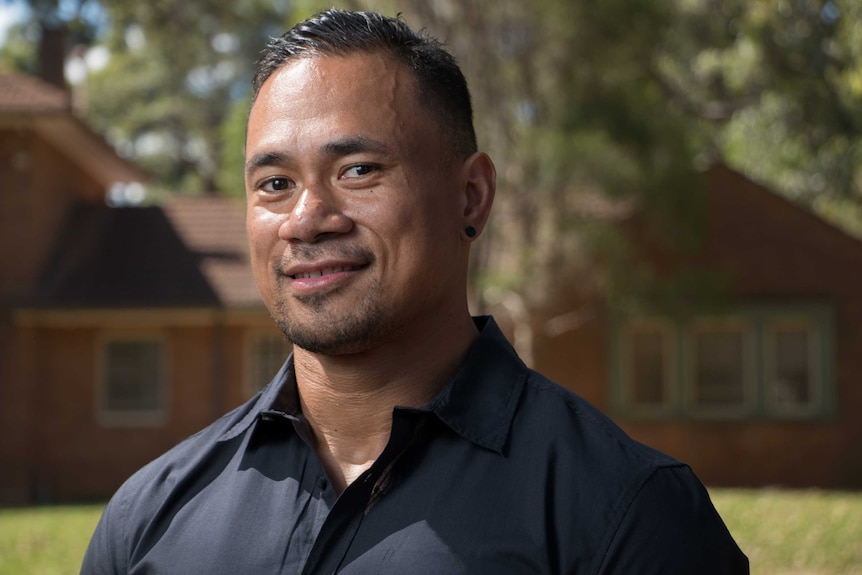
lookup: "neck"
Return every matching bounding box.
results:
[293,312,478,494]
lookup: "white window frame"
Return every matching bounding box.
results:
[97,331,167,427]
[244,330,291,397]
[764,317,822,418]
[684,318,757,419]
[619,318,677,416]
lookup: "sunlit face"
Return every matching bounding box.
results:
[245,52,468,355]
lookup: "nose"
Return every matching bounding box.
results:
[278,184,353,243]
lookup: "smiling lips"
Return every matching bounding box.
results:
[279,245,374,292]
[291,265,361,279]
[281,261,368,294]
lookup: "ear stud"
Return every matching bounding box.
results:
[465,225,477,238]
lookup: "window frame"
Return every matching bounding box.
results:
[610,303,834,421]
[96,331,167,427]
[763,317,823,418]
[683,318,757,419]
[618,318,678,417]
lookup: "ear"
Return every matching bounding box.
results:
[460,152,496,238]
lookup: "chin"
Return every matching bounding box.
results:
[271,289,391,356]
[279,322,386,356]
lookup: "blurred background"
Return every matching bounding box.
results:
[1,0,861,572]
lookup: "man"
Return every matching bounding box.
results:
[82,9,748,574]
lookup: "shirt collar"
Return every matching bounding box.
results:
[219,316,528,454]
[420,316,527,454]
[218,355,298,441]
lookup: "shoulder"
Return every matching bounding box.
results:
[122,394,259,500]
[81,393,265,573]
[509,368,686,526]
[597,464,749,573]
[89,394,262,544]
[514,368,678,469]
[511,371,747,573]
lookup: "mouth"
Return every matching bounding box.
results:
[290,264,363,280]
[276,244,374,295]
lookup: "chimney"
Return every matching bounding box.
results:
[37,23,69,91]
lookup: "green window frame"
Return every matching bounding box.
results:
[610,304,835,420]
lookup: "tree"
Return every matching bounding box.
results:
[391,0,715,358]
[84,0,299,194]
[390,0,862,360]
[649,0,862,231]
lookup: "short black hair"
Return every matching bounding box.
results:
[251,9,477,158]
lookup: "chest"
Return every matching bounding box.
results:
[127,429,591,574]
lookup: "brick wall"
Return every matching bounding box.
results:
[0,128,101,303]
[0,319,282,504]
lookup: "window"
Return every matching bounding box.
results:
[621,321,674,412]
[612,305,833,420]
[688,322,754,416]
[247,333,291,394]
[766,320,819,415]
[99,336,165,425]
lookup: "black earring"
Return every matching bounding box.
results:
[465,225,477,238]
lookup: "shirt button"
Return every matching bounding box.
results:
[317,476,328,491]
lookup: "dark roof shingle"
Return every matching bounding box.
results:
[28,197,262,308]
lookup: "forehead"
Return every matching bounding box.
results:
[268,51,415,101]
[247,52,427,153]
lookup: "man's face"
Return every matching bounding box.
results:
[245,52,468,355]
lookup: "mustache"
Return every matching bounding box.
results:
[272,242,375,272]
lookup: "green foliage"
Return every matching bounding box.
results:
[398,0,862,320]
[0,23,37,73]
[398,0,711,312]
[662,0,862,209]
[216,91,250,199]
[84,0,297,193]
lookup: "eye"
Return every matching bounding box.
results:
[258,177,294,193]
[341,164,378,179]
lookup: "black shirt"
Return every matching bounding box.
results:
[82,316,748,574]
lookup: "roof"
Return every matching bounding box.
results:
[163,197,263,307]
[27,196,263,309]
[707,162,862,251]
[0,73,69,113]
[0,73,147,187]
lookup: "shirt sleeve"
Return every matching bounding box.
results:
[80,490,129,575]
[596,465,749,575]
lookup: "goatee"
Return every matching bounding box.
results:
[269,245,389,355]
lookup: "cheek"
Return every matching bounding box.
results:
[247,208,281,249]
[246,210,282,279]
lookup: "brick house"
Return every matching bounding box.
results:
[536,164,862,488]
[0,74,285,504]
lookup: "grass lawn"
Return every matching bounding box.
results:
[710,488,862,574]
[0,490,860,574]
[0,504,102,575]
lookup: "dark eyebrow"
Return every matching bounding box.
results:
[321,136,393,158]
[245,151,288,175]
[245,136,394,176]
